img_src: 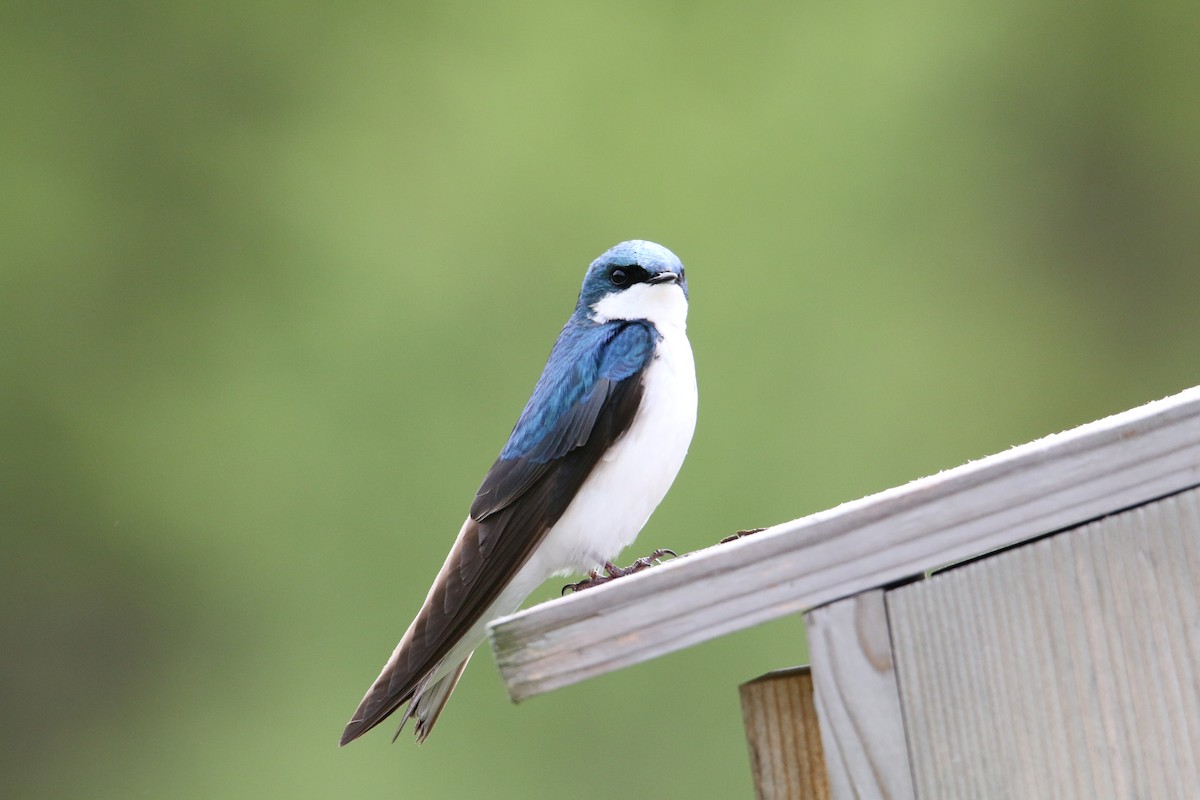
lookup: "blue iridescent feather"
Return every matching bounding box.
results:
[502,320,656,462]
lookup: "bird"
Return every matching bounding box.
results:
[340,240,697,745]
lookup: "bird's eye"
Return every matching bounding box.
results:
[610,268,629,287]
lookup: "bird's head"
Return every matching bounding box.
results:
[576,240,688,328]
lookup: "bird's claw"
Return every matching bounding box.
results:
[719,527,766,544]
[562,569,603,595]
[611,548,677,577]
[561,549,677,594]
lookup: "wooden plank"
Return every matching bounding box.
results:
[739,667,829,800]
[886,486,1200,799]
[489,386,1200,701]
[806,591,915,800]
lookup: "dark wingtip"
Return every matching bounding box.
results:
[339,719,365,747]
[340,688,416,747]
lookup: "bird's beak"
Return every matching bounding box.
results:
[647,271,680,285]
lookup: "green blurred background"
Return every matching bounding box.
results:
[3,1,1198,797]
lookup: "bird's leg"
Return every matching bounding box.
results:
[719,527,766,544]
[562,549,677,594]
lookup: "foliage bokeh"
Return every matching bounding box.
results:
[3,1,1198,797]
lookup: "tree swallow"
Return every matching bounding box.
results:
[340,240,697,745]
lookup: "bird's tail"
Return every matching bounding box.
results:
[406,655,473,744]
[340,654,473,746]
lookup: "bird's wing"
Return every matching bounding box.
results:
[341,321,657,743]
[470,320,657,520]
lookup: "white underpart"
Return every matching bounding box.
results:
[425,280,697,683]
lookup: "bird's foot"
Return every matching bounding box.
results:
[562,549,677,594]
[606,548,677,578]
[562,568,604,595]
[719,527,766,544]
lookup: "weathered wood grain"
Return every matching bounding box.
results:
[806,591,915,800]
[489,386,1200,701]
[887,486,1200,799]
[740,667,829,800]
